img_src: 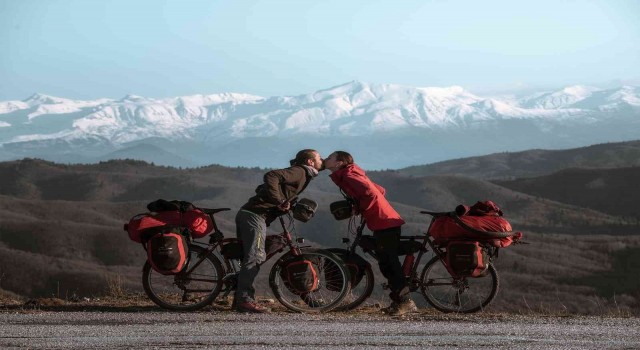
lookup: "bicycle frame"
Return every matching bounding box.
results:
[344,213,454,290]
[186,210,311,297]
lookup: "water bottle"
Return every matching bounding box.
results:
[402,254,415,277]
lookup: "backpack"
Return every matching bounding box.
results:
[280,256,319,295]
[146,227,189,275]
[445,241,489,278]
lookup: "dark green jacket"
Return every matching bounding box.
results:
[241,165,311,215]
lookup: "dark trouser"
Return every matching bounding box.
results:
[234,209,267,303]
[373,226,410,303]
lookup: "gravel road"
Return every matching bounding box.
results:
[1,310,638,349]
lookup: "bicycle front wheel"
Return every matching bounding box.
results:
[419,256,499,313]
[324,248,375,311]
[142,245,224,311]
[269,249,351,313]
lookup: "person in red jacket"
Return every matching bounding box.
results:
[324,151,417,316]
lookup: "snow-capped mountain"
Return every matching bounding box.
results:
[0,82,638,168]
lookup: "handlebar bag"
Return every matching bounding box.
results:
[292,198,318,223]
[146,228,189,275]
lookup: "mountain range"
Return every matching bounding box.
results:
[1,82,639,168]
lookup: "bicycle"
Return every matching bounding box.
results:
[333,210,521,313]
[140,207,352,313]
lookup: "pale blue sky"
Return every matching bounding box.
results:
[1,0,639,100]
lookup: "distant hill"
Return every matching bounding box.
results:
[0,157,639,314]
[399,140,640,180]
[494,167,640,221]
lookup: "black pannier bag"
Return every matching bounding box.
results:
[147,199,195,213]
[325,248,368,291]
[292,198,318,223]
[398,240,422,255]
[446,241,489,277]
[146,227,189,275]
[265,235,287,256]
[358,236,421,256]
[330,200,353,220]
[220,239,244,260]
[280,256,319,294]
[358,235,376,253]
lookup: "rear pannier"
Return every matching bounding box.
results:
[146,228,189,275]
[429,201,519,248]
[125,208,213,242]
[445,241,488,278]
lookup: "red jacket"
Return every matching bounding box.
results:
[329,164,405,231]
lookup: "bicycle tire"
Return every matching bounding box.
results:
[419,256,499,313]
[269,249,351,313]
[338,263,374,311]
[143,245,224,311]
[324,248,375,311]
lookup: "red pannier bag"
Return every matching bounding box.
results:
[179,209,213,238]
[429,201,519,248]
[126,209,213,242]
[430,216,515,247]
[280,257,319,295]
[445,241,489,277]
[146,229,189,275]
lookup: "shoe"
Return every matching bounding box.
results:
[380,301,399,313]
[388,299,418,316]
[235,301,271,313]
[303,296,325,308]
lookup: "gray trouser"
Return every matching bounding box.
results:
[234,209,267,303]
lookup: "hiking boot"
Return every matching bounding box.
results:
[235,301,271,313]
[303,296,325,308]
[388,299,418,316]
[380,301,399,313]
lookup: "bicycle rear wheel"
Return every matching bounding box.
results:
[269,249,351,313]
[143,245,224,311]
[419,256,498,313]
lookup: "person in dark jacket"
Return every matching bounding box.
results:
[234,149,324,313]
[324,151,417,316]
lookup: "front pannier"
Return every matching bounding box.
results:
[146,228,189,275]
[445,241,488,278]
[280,257,319,294]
